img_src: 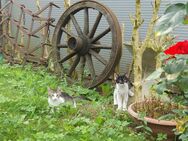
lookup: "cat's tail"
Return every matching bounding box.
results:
[128,90,134,96]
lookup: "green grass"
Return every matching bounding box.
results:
[0,63,147,141]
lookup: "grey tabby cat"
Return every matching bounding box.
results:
[48,87,77,108]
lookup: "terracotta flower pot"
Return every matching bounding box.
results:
[128,101,177,141]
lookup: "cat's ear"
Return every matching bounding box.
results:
[114,73,119,80]
[123,74,134,87]
[56,87,62,96]
[47,87,53,95]
[57,87,61,93]
[48,87,51,91]
[124,73,129,78]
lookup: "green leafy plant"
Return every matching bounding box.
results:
[136,112,152,136]
[155,2,188,36]
[152,2,188,138]
[156,133,167,141]
[148,55,188,106]
[98,82,113,96]
[176,116,188,141]
[147,55,188,140]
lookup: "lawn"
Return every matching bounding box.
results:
[0,63,147,141]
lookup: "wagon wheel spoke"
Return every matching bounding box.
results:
[89,12,102,38]
[59,51,76,63]
[57,44,68,48]
[91,27,111,43]
[80,56,86,80]
[70,14,83,36]
[85,54,96,79]
[84,8,89,35]
[68,55,80,76]
[91,44,112,49]
[89,49,107,65]
[61,27,76,37]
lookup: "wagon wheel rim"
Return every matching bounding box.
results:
[52,0,122,88]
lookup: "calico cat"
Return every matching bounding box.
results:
[48,87,77,108]
[113,73,134,111]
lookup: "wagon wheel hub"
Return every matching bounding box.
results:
[67,36,91,55]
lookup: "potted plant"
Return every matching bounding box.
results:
[128,2,188,140]
[128,98,178,140]
[128,41,188,140]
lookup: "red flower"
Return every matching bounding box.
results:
[164,40,188,55]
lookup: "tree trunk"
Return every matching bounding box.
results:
[131,0,143,101]
[155,53,162,69]
[131,0,161,102]
[133,48,144,101]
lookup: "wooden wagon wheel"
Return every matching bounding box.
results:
[52,0,122,88]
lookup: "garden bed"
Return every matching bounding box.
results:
[0,64,148,140]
